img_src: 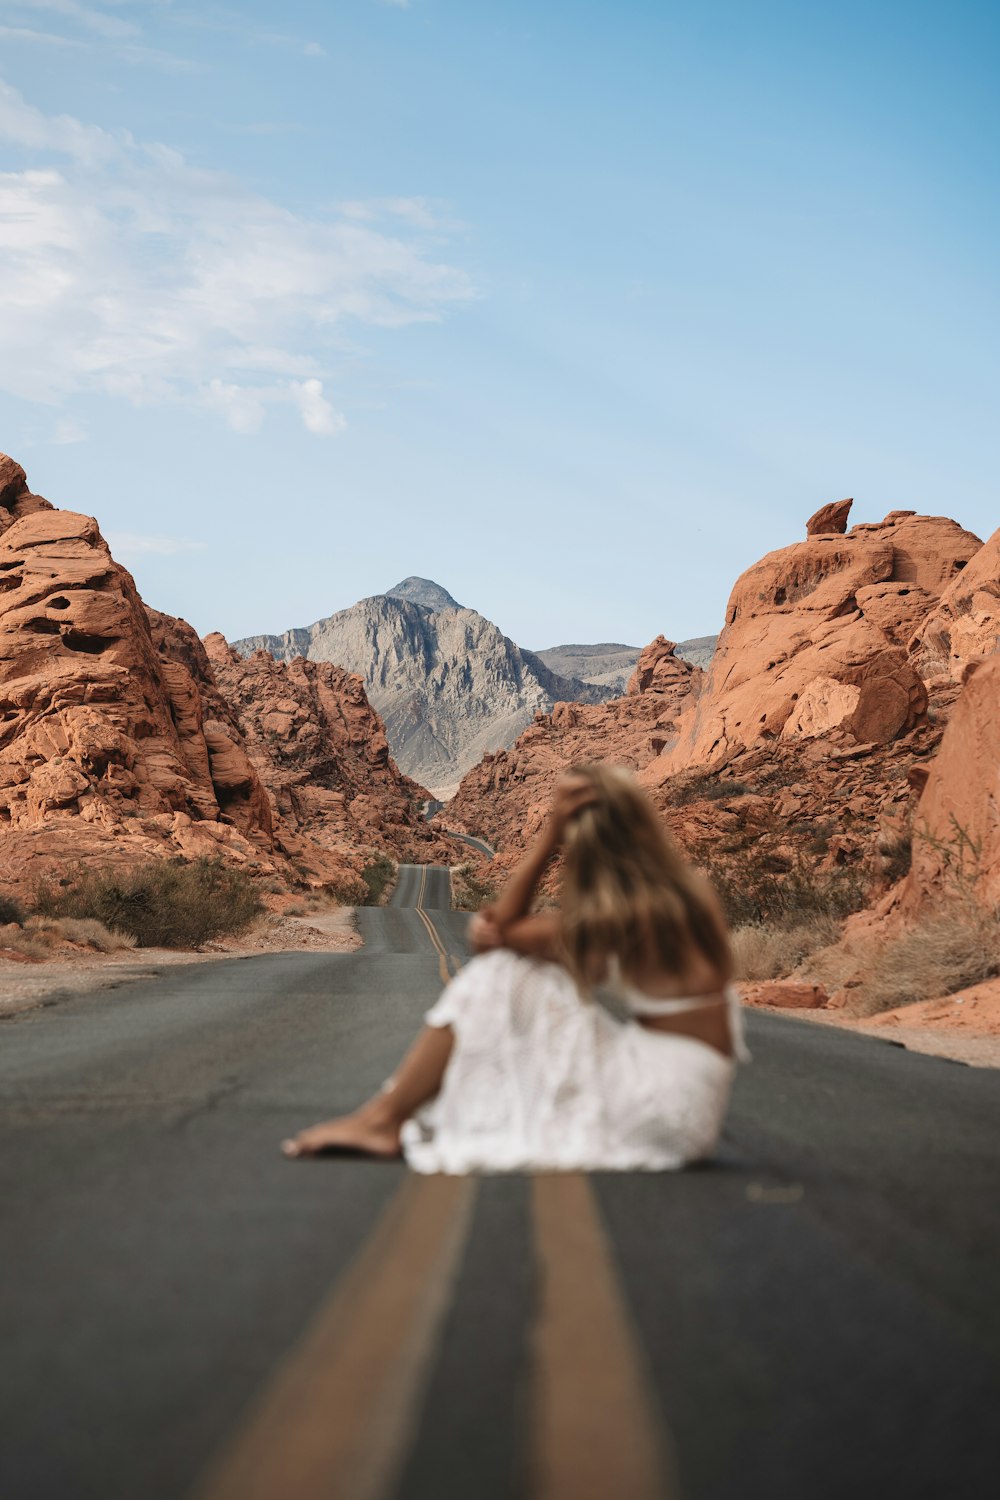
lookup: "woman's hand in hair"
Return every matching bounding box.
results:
[469,908,504,953]
[547,773,598,842]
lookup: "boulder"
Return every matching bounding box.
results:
[741,981,829,1009]
[806,498,852,536]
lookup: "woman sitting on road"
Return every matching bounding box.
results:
[283,765,747,1172]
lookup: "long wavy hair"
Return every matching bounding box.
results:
[560,763,731,991]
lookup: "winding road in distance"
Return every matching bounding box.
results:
[1,863,999,1500]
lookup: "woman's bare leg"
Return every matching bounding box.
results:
[282,1024,455,1159]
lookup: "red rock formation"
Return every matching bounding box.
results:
[204,637,454,873]
[0,500,284,897]
[897,655,1000,914]
[806,498,853,536]
[0,451,455,904]
[448,505,991,931]
[909,528,1000,682]
[446,640,700,857]
[646,511,980,780]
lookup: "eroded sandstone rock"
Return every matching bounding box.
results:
[646,510,980,779]
[806,498,853,536]
[899,653,1000,913]
[909,527,1000,680]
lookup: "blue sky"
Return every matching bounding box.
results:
[1,0,997,649]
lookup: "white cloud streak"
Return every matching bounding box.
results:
[0,81,474,436]
[104,531,208,557]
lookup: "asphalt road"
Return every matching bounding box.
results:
[2,866,999,1500]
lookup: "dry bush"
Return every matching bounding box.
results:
[709,851,869,929]
[0,924,50,960]
[732,914,842,981]
[672,772,750,806]
[360,855,395,906]
[35,917,136,953]
[853,903,1000,1016]
[33,858,263,949]
[0,892,25,925]
[452,863,497,912]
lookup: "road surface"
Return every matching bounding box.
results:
[1,864,999,1500]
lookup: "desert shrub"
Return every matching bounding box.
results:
[709,853,869,930]
[0,927,50,960]
[673,773,750,806]
[359,855,395,906]
[47,917,137,952]
[33,858,263,948]
[878,832,912,884]
[452,863,497,912]
[854,903,1000,1016]
[732,914,842,981]
[0,892,24,926]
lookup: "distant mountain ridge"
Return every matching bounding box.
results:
[234,582,613,791]
[235,581,717,791]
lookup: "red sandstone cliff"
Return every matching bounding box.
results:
[446,502,996,924]
[0,452,448,901]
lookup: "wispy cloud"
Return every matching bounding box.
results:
[105,532,208,558]
[0,23,86,46]
[53,416,88,444]
[0,81,475,436]
[10,0,139,42]
[338,196,463,234]
[0,1,197,69]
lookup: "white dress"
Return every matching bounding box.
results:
[401,950,749,1175]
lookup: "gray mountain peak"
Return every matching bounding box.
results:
[385,577,462,612]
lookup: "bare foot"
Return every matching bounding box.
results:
[281,1110,402,1160]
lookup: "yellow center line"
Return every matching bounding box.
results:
[530,1174,679,1500]
[415,865,427,910]
[415,906,452,985]
[190,1175,477,1500]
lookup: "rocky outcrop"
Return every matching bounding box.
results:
[898,654,1000,914]
[0,498,285,897]
[448,503,993,930]
[0,453,455,902]
[235,583,616,792]
[909,528,1000,682]
[446,640,701,856]
[204,637,454,873]
[646,509,981,779]
[806,498,853,536]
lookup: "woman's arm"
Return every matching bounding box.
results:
[470,910,563,962]
[469,774,596,959]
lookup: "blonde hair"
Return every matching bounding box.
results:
[560,764,731,991]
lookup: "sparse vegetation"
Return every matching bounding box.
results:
[673,773,750,806]
[849,902,1000,1016]
[732,914,842,981]
[33,857,263,949]
[708,851,869,930]
[878,832,913,884]
[452,862,497,911]
[0,892,25,926]
[0,914,136,960]
[359,855,395,906]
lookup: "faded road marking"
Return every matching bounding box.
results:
[191,1175,476,1500]
[530,1173,678,1500]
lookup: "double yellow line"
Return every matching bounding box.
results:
[194,1175,676,1500]
[412,865,461,985]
